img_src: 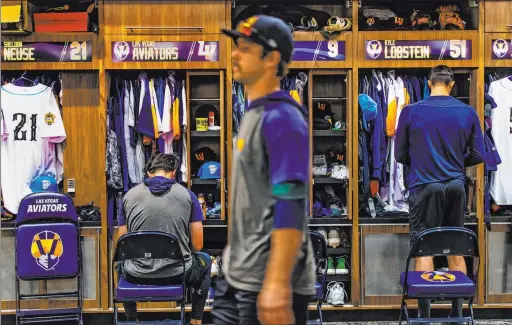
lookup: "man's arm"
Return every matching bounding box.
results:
[188,191,204,251]
[118,197,128,237]
[464,110,485,167]
[395,105,411,165]
[262,111,309,290]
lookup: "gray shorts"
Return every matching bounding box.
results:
[408,178,466,246]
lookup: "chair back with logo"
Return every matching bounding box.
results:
[15,192,80,280]
[14,192,82,325]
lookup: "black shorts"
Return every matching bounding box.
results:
[408,178,466,246]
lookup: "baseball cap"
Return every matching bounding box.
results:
[313,101,335,120]
[358,94,378,132]
[192,147,219,175]
[198,161,221,180]
[222,15,294,64]
[30,175,58,193]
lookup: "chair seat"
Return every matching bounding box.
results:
[313,282,323,300]
[400,271,475,296]
[116,277,184,301]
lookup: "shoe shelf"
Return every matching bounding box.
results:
[313,130,347,137]
[326,275,351,282]
[327,247,351,255]
[309,217,352,226]
[313,176,347,184]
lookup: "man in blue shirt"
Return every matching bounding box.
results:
[213,15,315,325]
[395,65,484,323]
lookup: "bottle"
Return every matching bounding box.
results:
[198,193,206,219]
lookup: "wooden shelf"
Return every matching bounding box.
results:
[326,275,351,282]
[313,177,347,184]
[313,130,346,137]
[190,130,220,137]
[203,219,227,227]
[191,178,219,185]
[327,247,351,255]
[309,218,351,226]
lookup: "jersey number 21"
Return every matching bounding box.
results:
[13,113,37,141]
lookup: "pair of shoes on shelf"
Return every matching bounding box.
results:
[317,227,350,248]
[325,281,348,306]
[326,256,349,275]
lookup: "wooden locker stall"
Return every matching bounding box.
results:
[1,29,104,312]
[483,0,512,305]
[353,0,486,308]
[227,0,358,311]
[102,0,231,314]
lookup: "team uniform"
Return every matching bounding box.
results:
[395,95,484,244]
[1,84,66,214]
[488,78,512,205]
[212,91,316,325]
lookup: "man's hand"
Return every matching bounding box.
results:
[257,282,294,325]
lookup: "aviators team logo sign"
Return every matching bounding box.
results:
[365,40,472,60]
[31,230,64,271]
[492,39,512,59]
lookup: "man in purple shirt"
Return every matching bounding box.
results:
[213,15,315,325]
[395,65,484,323]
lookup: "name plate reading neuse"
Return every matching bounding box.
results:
[492,39,512,59]
[365,40,472,60]
[112,41,219,62]
[2,41,92,62]
[292,41,346,61]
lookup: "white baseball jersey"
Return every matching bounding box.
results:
[489,78,512,205]
[1,84,66,214]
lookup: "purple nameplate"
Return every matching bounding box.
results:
[491,39,512,60]
[292,41,346,61]
[2,41,92,62]
[17,193,78,223]
[112,41,219,62]
[365,40,472,60]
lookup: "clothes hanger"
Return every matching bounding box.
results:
[13,71,35,86]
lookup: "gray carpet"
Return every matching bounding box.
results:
[131,320,512,325]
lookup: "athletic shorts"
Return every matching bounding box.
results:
[408,178,466,246]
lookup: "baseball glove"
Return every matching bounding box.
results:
[438,11,466,30]
[410,9,437,30]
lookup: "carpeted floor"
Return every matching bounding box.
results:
[203,321,512,324]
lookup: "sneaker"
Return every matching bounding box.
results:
[327,257,335,275]
[328,228,341,248]
[206,287,215,306]
[317,227,328,241]
[211,256,219,277]
[335,256,349,275]
[339,230,351,248]
[325,281,347,306]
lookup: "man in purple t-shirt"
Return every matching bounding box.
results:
[213,15,315,325]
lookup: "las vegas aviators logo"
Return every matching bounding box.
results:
[421,271,456,283]
[367,40,383,59]
[493,39,509,58]
[114,41,130,61]
[31,231,64,271]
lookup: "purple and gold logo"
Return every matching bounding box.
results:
[366,40,383,59]
[31,230,64,271]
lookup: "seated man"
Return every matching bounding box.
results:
[117,151,211,325]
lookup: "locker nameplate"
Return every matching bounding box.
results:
[111,41,219,62]
[2,41,92,62]
[365,40,472,61]
[292,41,346,61]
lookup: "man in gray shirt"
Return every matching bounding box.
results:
[117,152,211,325]
[213,15,315,325]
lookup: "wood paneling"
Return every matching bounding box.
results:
[484,0,512,33]
[103,0,226,36]
[2,33,99,70]
[289,32,353,70]
[103,35,228,70]
[357,31,479,68]
[484,33,512,67]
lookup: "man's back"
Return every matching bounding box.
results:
[122,181,194,278]
[395,95,483,191]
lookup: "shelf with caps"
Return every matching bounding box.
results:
[313,176,348,184]
[313,130,347,137]
[190,131,221,137]
[327,247,351,255]
[308,217,351,226]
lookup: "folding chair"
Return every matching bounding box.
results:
[308,230,328,325]
[399,227,479,325]
[15,192,83,325]
[112,231,186,325]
